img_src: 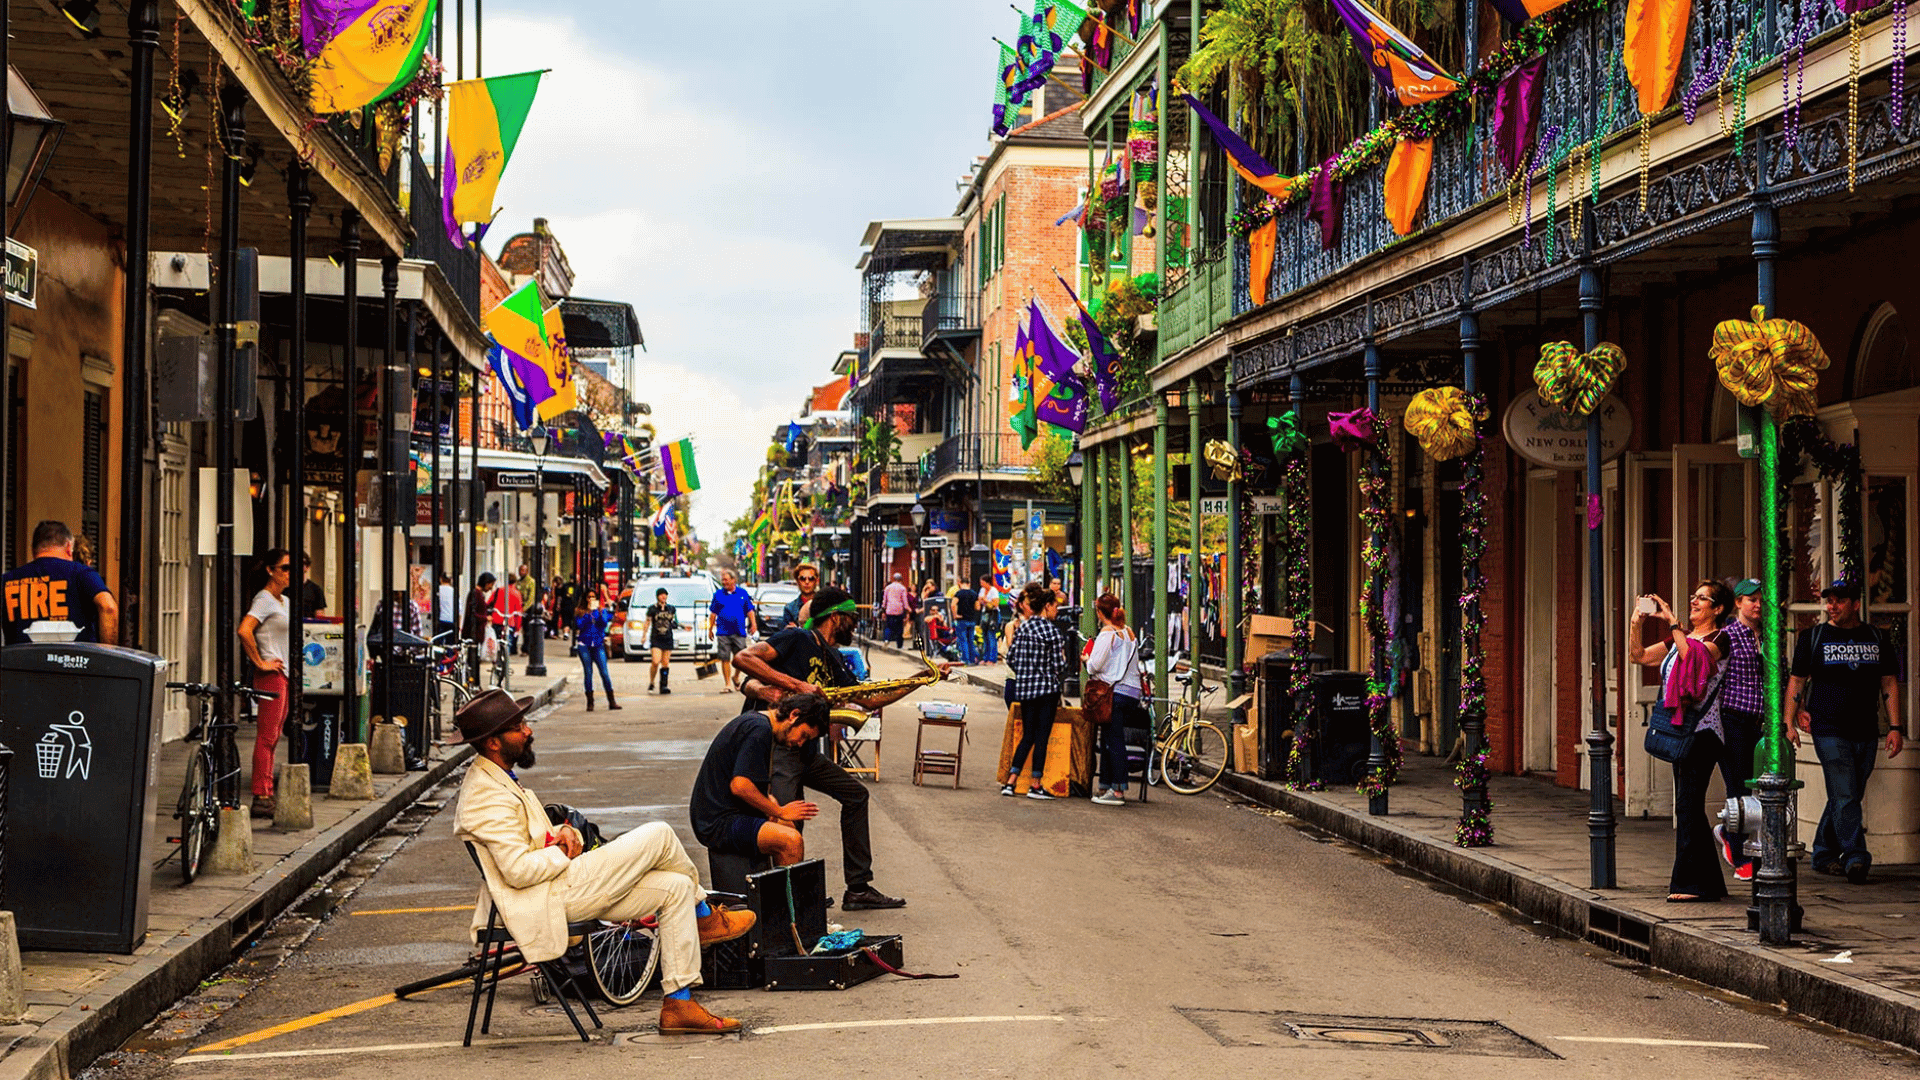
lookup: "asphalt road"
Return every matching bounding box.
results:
[85,648,1920,1080]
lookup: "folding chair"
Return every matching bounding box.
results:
[913,701,968,788]
[831,707,881,781]
[462,842,604,1046]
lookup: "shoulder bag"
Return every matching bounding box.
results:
[1644,648,1727,764]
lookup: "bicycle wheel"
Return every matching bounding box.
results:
[586,922,659,1006]
[493,650,511,691]
[177,749,213,884]
[213,725,243,809]
[1160,721,1229,795]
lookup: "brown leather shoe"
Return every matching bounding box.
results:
[696,906,756,947]
[659,996,740,1034]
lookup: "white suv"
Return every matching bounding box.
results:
[624,575,718,661]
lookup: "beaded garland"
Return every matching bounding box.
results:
[1279,440,1320,791]
[1356,411,1402,798]
[1454,394,1493,846]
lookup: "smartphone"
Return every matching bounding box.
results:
[1634,595,1659,617]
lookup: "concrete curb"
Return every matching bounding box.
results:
[0,676,570,1080]
[1215,769,1920,1053]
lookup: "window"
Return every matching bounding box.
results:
[1855,302,1913,399]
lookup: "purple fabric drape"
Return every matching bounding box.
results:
[301,0,381,54]
[1309,156,1343,250]
[1493,56,1547,175]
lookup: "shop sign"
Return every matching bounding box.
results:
[1199,496,1231,516]
[884,528,906,548]
[1501,390,1633,470]
[929,508,967,532]
[6,239,38,309]
[305,413,348,488]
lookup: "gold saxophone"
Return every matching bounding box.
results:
[819,655,942,704]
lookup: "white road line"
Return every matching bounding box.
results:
[1552,1036,1770,1049]
[749,1015,1068,1036]
[175,1036,586,1062]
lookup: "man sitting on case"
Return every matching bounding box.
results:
[690,693,831,866]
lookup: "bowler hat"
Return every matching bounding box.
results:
[454,689,536,745]
[1821,578,1862,600]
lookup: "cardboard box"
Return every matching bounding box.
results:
[1232,723,1259,775]
[1243,614,1329,663]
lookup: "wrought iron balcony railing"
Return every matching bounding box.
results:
[920,293,980,349]
[408,150,482,318]
[920,434,1037,486]
[863,463,921,501]
[865,313,924,354]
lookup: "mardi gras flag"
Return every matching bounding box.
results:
[660,438,701,498]
[1487,0,1574,20]
[1080,17,1112,93]
[443,71,545,247]
[1009,322,1041,450]
[486,337,537,430]
[1028,298,1081,383]
[1055,272,1121,412]
[1031,0,1088,59]
[1036,372,1089,432]
[306,0,437,114]
[1181,95,1305,203]
[1329,0,1460,105]
[993,44,1033,135]
[482,280,576,421]
[746,507,772,545]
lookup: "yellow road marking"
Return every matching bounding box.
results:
[176,1035,586,1062]
[348,905,474,916]
[190,978,467,1053]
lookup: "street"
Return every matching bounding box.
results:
[84,651,1920,1080]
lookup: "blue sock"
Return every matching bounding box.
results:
[695,900,712,918]
[665,986,691,1001]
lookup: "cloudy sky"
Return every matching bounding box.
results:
[482,1,1011,542]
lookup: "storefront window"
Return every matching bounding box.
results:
[1868,476,1908,606]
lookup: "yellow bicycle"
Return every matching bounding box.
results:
[1146,664,1229,795]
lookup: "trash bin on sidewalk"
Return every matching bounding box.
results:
[1258,649,1330,780]
[1310,670,1372,786]
[369,658,430,764]
[293,695,346,790]
[1055,606,1083,697]
[0,643,167,953]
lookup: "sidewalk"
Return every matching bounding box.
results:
[1220,752,1920,1052]
[0,672,572,1080]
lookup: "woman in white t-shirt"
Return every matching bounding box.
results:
[238,548,292,820]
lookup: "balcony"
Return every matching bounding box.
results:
[1224,0,1851,345]
[1157,240,1234,361]
[919,434,1036,490]
[1084,4,1156,100]
[407,150,482,318]
[920,293,980,352]
[862,463,921,506]
[866,313,924,354]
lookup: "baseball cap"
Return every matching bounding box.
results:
[1733,579,1762,598]
[1821,578,1862,600]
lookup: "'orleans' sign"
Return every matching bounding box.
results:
[1501,389,1633,471]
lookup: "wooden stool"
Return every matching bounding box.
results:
[913,701,968,788]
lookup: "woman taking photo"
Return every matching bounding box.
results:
[237,548,292,820]
[1084,594,1144,806]
[575,592,621,712]
[1629,579,1734,902]
[1002,583,1065,799]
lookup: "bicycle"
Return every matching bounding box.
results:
[1143,660,1229,795]
[427,631,475,745]
[166,681,276,884]
[485,628,513,691]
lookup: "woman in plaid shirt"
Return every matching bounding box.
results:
[1002,583,1067,800]
[1711,579,1766,881]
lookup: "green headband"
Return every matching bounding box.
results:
[805,599,858,629]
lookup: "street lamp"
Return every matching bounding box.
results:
[910,501,927,530]
[526,424,549,677]
[6,67,66,230]
[1066,449,1085,486]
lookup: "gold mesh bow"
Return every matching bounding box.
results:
[1534,341,1626,417]
[1403,386,1481,461]
[1710,304,1829,419]
[1202,439,1241,481]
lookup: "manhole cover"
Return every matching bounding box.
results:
[1176,1009,1558,1059]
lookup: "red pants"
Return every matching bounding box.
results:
[252,671,289,798]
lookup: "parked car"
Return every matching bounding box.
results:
[755,582,801,633]
[623,574,719,661]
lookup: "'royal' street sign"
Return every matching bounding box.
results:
[6,239,38,309]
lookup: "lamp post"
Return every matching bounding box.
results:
[526,424,549,677]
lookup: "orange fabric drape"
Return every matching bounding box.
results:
[1384,137,1434,236]
[1248,217,1278,307]
[1623,0,1692,114]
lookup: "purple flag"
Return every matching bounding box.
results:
[1328,0,1460,105]
[300,0,380,54]
[1492,57,1547,175]
[1486,0,1534,21]
[1028,299,1081,383]
[1309,156,1343,250]
[1035,372,1089,433]
[1054,272,1120,412]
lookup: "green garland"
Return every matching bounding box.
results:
[1279,438,1320,791]
[1453,395,1493,846]
[1357,412,1403,798]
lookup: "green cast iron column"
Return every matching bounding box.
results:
[1154,395,1170,696]
[1188,377,1202,698]
[1118,434,1134,620]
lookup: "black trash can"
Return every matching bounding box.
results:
[0,642,167,952]
[293,696,347,790]
[1055,606,1083,697]
[1259,649,1330,779]
[1310,670,1372,786]
[371,658,431,762]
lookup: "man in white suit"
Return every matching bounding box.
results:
[453,690,754,1034]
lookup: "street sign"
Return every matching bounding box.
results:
[1199,496,1231,516]
[918,535,951,550]
[6,238,38,309]
[1250,495,1284,515]
[495,471,538,489]
[1026,509,1045,581]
